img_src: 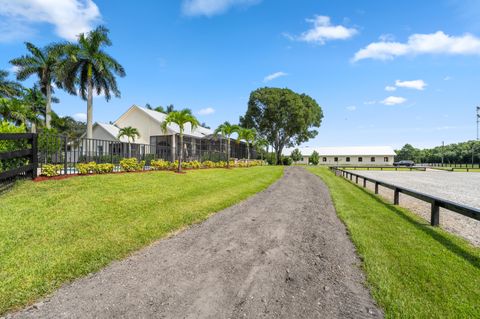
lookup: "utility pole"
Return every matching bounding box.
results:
[441,141,445,165]
[477,106,480,141]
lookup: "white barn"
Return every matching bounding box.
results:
[283,146,396,166]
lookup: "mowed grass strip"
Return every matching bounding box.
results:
[307,167,480,318]
[0,166,283,315]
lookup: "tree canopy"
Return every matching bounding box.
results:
[395,141,480,164]
[240,87,323,164]
[291,148,303,162]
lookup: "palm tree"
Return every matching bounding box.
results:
[214,121,239,168]
[22,85,46,133]
[0,97,37,127]
[118,126,140,157]
[237,128,256,163]
[161,109,199,172]
[255,138,269,161]
[10,42,64,128]
[0,69,23,98]
[61,25,125,139]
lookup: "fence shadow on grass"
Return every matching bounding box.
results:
[355,184,480,270]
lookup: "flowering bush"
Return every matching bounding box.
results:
[202,160,215,168]
[120,158,145,172]
[95,163,114,174]
[77,162,97,175]
[150,159,171,170]
[41,164,63,177]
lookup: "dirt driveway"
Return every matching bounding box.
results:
[9,167,381,319]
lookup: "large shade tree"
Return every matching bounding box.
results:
[214,121,239,168]
[61,26,125,138]
[10,43,64,128]
[240,87,323,164]
[161,109,199,172]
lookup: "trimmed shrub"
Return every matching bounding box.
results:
[202,160,215,168]
[216,161,227,168]
[41,164,63,177]
[120,158,145,172]
[77,162,97,175]
[282,157,293,166]
[95,163,114,174]
[150,159,171,170]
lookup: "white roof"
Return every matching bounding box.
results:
[134,106,213,138]
[96,123,130,142]
[283,146,396,156]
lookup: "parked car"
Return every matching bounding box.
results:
[393,160,415,167]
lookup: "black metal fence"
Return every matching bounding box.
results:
[330,167,480,226]
[420,163,480,168]
[37,133,255,175]
[0,133,37,192]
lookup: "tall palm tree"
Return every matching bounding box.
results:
[255,138,269,161]
[214,121,239,168]
[61,26,125,139]
[10,42,64,128]
[161,109,199,172]
[22,85,46,133]
[237,127,256,162]
[118,126,140,157]
[0,69,23,98]
[0,97,37,127]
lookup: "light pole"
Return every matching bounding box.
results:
[477,106,480,141]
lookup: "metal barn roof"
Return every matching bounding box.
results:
[283,146,396,156]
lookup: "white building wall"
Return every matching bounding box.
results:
[115,107,172,144]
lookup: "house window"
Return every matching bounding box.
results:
[371,157,375,162]
[358,157,363,162]
[384,157,389,162]
[334,157,338,162]
[346,157,350,162]
[97,145,103,156]
[322,157,327,162]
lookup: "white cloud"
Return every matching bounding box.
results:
[385,85,396,91]
[287,15,358,45]
[346,105,357,111]
[73,112,87,121]
[197,107,215,115]
[182,0,260,17]
[9,65,19,73]
[263,71,288,82]
[380,96,407,106]
[444,76,452,81]
[0,0,101,42]
[363,100,376,105]
[395,79,427,90]
[353,31,480,62]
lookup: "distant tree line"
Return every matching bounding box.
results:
[395,140,480,164]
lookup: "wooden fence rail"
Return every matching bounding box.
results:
[0,133,38,191]
[329,167,480,226]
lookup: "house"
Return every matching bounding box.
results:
[88,105,249,162]
[283,146,396,166]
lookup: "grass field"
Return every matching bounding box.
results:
[0,167,283,315]
[307,167,480,318]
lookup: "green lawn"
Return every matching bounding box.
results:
[0,166,283,315]
[307,167,480,318]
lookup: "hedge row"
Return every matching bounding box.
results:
[40,158,265,177]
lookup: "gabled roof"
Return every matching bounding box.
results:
[283,146,396,156]
[115,105,214,138]
[95,123,131,142]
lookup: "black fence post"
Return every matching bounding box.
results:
[31,133,38,179]
[64,135,68,175]
[431,201,440,226]
[394,188,400,205]
[363,178,366,187]
[374,182,379,194]
[355,176,358,184]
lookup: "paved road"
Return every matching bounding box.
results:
[9,167,381,319]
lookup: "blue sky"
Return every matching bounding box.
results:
[1,0,480,148]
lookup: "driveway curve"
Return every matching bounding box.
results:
[9,167,382,319]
